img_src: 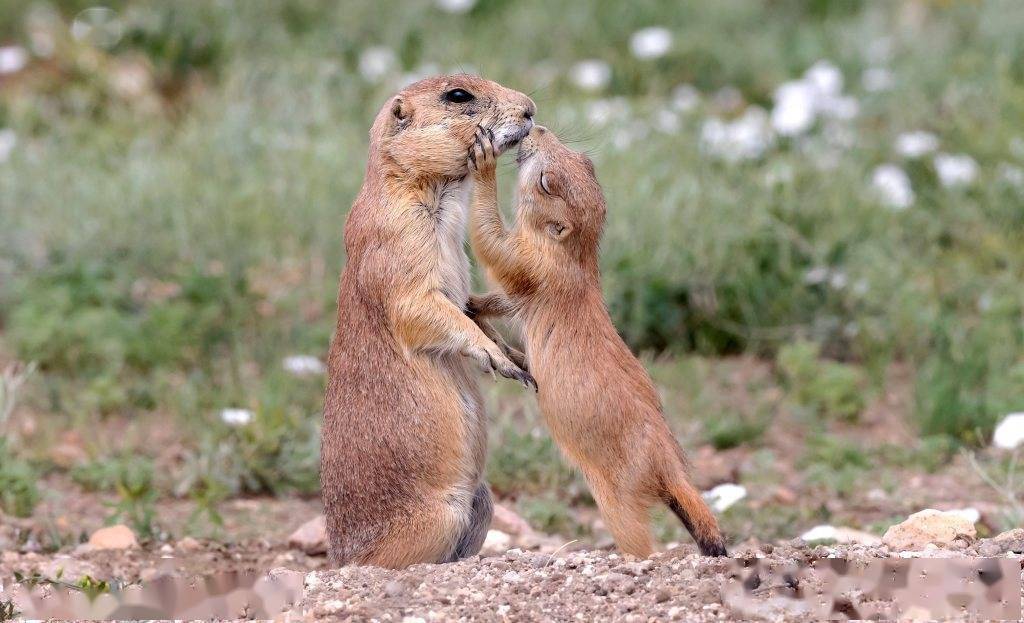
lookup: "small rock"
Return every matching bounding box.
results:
[882,509,976,551]
[88,524,138,550]
[177,536,202,552]
[288,515,327,555]
[992,413,1024,449]
[491,503,534,537]
[383,580,405,597]
[482,530,511,555]
[945,507,980,524]
[800,525,880,545]
[989,528,1024,554]
[702,483,747,512]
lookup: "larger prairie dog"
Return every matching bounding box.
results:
[466,126,727,557]
[322,76,537,569]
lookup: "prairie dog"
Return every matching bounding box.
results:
[466,126,727,557]
[322,76,537,569]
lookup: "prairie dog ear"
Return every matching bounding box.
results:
[387,96,413,134]
[545,221,572,241]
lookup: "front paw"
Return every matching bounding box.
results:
[467,126,497,179]
[462,344,537,392]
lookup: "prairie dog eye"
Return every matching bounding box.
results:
[539,172,553,195]
[444,89,475,103]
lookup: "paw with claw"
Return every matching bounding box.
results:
[462,342,538,392]
[467,126,498,180]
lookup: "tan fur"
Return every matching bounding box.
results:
[322,75,536,569]
[467,126,727,557]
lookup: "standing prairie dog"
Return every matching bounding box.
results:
[322,76,537,569]
[466,126,727,557]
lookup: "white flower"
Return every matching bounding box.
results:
[1010,136,1024,159]
[71,7,123,49]
[435,0,475,13]
[934,153,978,188]
[804,266,830,285]
[220,408,254,427]
[629,27,672,60]
[993,413,1024,449]
[570,59,611,92]
[671,84,700,113]
[804,60,843,97]
[700,106,773,162]
[895,131,939,158]
[818,95,859,120]
[871,164,914,210]
[586,98,629,126]
[771,80,817,136]
[702,483,746,513]
[829,271,848,290]
[998,162,1024,188]
[652,109,680,134]
[611,121,648,151]
[772,61,857,136]
[977,292,994,312]
[283,355,326,376]
[0,46,27,75]
[397,63,441,89]
[861,67,894,92]
[358,47,397,83]
[0,129,16,163]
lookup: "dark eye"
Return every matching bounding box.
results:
[444,88,475,103]
[539,172,553,195]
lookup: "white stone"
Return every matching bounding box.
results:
[629,27,672,60]
[702,483,746,513]
[570,60,611,92]
[993,413,1024,449]
[871,164,914,210]
[934,153,979,188]
[800,525,881,545]
[895,131,939,158]
[481,529,511,554]
[220,408,253,426]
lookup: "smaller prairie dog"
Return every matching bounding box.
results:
[466,126,727,557]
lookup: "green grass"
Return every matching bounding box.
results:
[1,0,1023,532]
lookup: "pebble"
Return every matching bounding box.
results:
[88,524,138,550]
[882,509,976,551]
[288,515,327,555]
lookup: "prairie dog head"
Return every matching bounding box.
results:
[371,74,536,181]
[515,126,606,265]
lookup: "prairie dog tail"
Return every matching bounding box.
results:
[660,449,727,557]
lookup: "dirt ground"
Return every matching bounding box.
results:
[3,532,1023,621]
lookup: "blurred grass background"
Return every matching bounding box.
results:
[1,0,1023,544]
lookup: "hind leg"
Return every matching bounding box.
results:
[443,482,493,562]
[588,476,654,558]
[356,497,468,569]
